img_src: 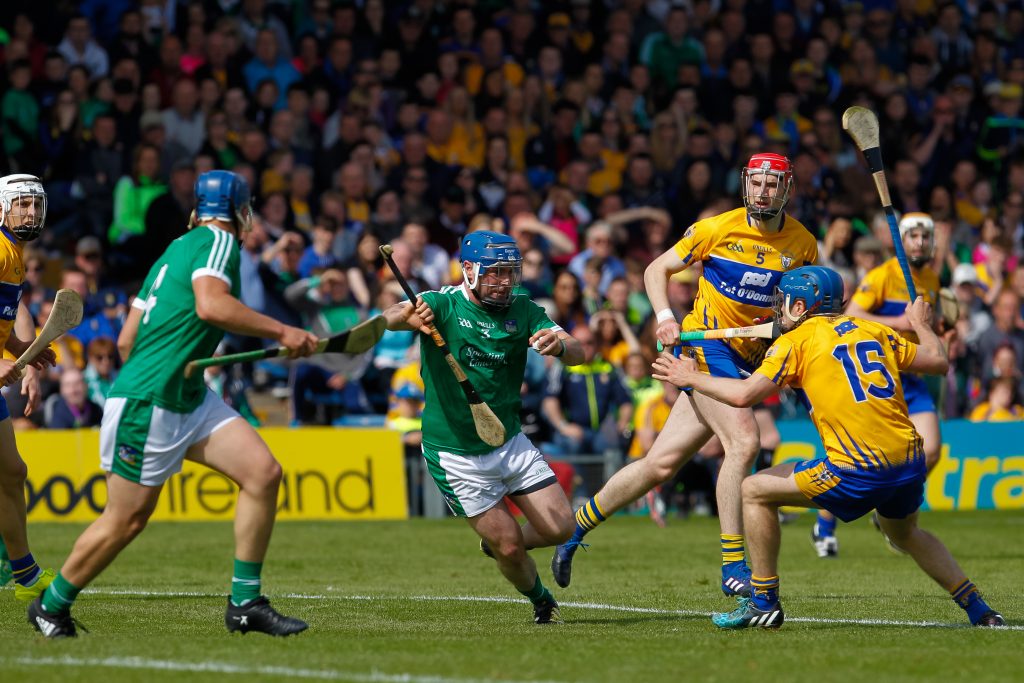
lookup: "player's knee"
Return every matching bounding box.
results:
[642,451,681,485]
[121,511,151,541]
[722,432,760,466]
[249,458,283,493]
[492,539,527,564]
[740,474,768,503]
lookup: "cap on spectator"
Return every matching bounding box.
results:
[140,111,164,131]
[548,12,570,27]
[999,82,1023,100]
[789,59,815,77]
[952,263,978,286]
[949,74,974,91]
[76,236,103,256]
[983,80,1004,98]
[394,383,424,400]
[853,235,884,254]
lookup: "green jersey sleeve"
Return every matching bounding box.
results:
[189,226,237,288]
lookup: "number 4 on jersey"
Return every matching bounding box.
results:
[141,264,169,325]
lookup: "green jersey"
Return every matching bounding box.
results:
[419,286,558,455]
[110,226,241,412]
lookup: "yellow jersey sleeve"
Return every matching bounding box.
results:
[672,217,717,267]
[755,333,802,388]
[850,265,884,311]
[888,329,918,371]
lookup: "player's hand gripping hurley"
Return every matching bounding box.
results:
[379,243,506,448]
[14,288,83,376]
[843,106,918,300]
[184,315,386,378]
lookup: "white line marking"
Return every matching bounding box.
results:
[2,656,565,683]
[16,587,1011,631]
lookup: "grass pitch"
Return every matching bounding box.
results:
[2,511,1021,683]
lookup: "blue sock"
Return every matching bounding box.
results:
[815,512,836,536]
[10,553,41,587]
[751,575,780,610]
[950,579,992,624]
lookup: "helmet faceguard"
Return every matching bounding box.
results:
[898,212,935,268]
[742,153,793,222]
[461,230,522,309]
[0,174,47,241]
[773,265,845,328]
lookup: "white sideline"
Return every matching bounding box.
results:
[3,655,565,683]
[9,586,1018,631]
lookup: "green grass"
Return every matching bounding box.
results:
[2,511,1021,683]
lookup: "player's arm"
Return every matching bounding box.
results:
[193,276,317,356]
[903,297,949,375]
[7,300,56,368]
[118,305,143,362]
[529,327,583,365]
[651,352,779,408]
[644,246,693,347]
[382,298,434,334]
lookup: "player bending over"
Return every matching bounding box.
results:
[553,153,818,599]
[653,265,1004,629]
[0,174,58,603]
[383,231,584,624]
[28,171,319,638]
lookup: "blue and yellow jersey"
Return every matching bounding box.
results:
[672,208,818,367]
[850,257,939,344]
[0,228,25,348]
[756,315,924,472]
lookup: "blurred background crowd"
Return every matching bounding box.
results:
[1,0,1023,466]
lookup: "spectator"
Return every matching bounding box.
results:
[968,377,1024,422]
[44,368,103,430]
[243,29,301,110]
[542,324,633,456]
[108,143,167,246]
[973,289,1024,385]
[285,269,372,423]
[161,78,205,157]
[143,158,195,264]
[298,218,339,278]
[83,337,119,408]
[57,14,109,79]
[568,222,628,297]
[2,59,41,169]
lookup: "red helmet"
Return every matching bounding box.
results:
[741,153,794,221]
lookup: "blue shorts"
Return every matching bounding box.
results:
[0,394,8,422]
[793,457,925,523]
[679,339,755,379]
[901,373,936,415]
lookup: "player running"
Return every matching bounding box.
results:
[811,212,942,558]
[552,154,818,598]
[653,265,1004,629]
[0,174,58,603]
[28,171,318,638]
[383,230,584,624]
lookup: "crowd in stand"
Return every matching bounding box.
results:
[2,0,1024,442]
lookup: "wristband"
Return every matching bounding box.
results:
[656,309,675,324]
[555,339,566,357]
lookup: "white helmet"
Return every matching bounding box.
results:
[0,174,47,241]
[898,212,934,267]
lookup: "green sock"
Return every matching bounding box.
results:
[40,572,81,615]
[231,559,263,607]
[519,575,553,606]
[0,536,8,562]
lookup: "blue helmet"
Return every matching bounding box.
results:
[774,265,845,324]
[460,230,522,308]
[193,170,252,233]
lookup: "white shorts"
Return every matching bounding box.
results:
[421,432,558,517]
[100,389,241,486]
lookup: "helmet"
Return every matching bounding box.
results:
[460,230,522,308]
[0,174,47,241]
[192,170,252,234]
[741,153,793,221]
[773,265,844,325]
[898,211,935,267]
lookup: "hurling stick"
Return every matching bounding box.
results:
[842,106,918,301]
[183,315,386,378]
[379,244,506,448]
[656,320,779,352]
[15,288,83,372]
